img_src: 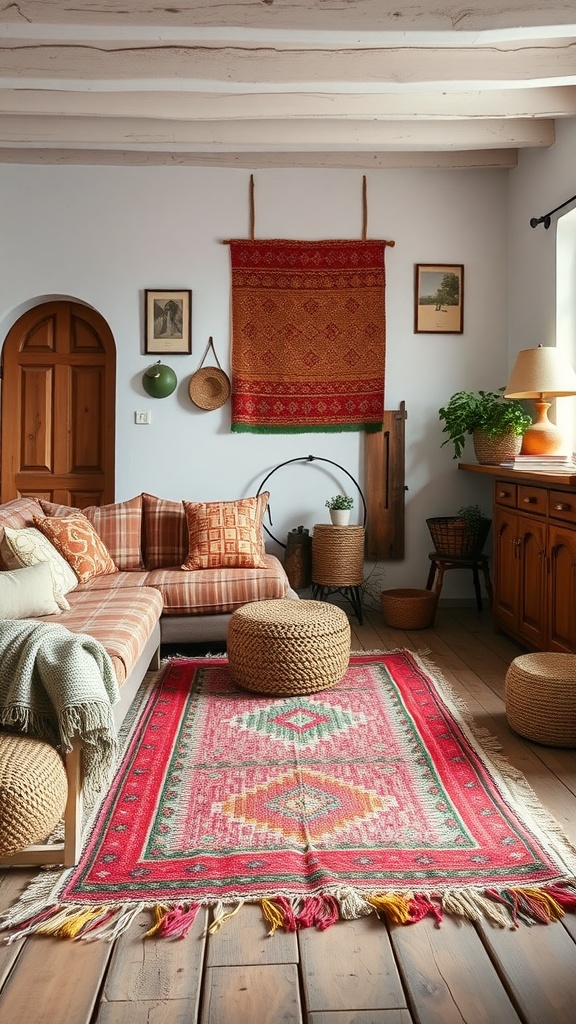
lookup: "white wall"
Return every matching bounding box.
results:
[0,164,509,597]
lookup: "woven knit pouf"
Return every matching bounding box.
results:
[504,653,576,747]
[0,732,68,858]
[227,599,351,695]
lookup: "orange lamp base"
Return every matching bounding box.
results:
[520,401,567,456]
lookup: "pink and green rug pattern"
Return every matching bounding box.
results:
[4,651,576,941]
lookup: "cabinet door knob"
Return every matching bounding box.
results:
[498,491,509,498]
[523,497,536,504]
[554,502,571,511]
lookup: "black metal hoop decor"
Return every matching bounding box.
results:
[255,454,367,548]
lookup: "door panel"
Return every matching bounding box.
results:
[547,523,576,653]
[516,514,547,649]
[1,301,115,506]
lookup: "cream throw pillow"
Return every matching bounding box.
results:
[0,525,76,610]
[0,561,62,617]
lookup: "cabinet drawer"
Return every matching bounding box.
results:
[548,489,576,525]
[495,480,517,507]
[517,485,547,515]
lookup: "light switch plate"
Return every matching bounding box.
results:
[135,411,151,425]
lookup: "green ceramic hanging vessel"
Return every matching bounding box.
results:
[142,360,177,398]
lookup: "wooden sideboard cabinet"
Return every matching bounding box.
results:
[459,464,576,653]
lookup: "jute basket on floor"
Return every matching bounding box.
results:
[504,653,576,747]
[0,732,68,858]
[381,588,438,630]
[227,598,351,696]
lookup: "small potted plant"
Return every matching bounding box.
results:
[325,494,354,526]
[438,388,532,464]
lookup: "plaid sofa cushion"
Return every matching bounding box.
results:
[39,496,144,571]
[145,553,289,615]
[142,492,188,569]
[33,585,163,687]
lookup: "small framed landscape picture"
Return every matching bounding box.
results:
[414,264,464,334]
[144,289,192,354]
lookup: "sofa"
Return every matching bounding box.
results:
[0,490,295,864]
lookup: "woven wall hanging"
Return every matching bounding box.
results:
[225,177,394,434]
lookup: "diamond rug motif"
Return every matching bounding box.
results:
[4,651,576,941]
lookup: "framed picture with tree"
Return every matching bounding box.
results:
[414,264,464,334]
[144,289,192,354]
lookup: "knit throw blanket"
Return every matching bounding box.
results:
[229,239,389,433]
[0,620,120,800]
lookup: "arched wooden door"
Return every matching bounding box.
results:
[1,301,116,505]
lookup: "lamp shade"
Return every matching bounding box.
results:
[505,346,576,398]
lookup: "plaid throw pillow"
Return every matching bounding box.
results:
[181,493,269,570]
[141,493,188,569]
[39,496,144,570]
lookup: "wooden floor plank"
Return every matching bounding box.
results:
[97,998,196,1023]
[102,908,208,1003]
[299,917,406,1013]
[477,917,576,1024]
[200,963,302,1024]
[0,869,33,988]
[309,1012,413,1023]
[206,902,298,967]
[0,933,113,1024]
[390,916,522,1024]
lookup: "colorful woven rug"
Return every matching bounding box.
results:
[4,651,576,941]
[228,239,389,433]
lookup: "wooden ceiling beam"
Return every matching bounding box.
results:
[0,114,554,150]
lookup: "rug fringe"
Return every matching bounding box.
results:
[4,883,576,942]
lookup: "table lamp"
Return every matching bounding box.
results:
[504,345,576,455]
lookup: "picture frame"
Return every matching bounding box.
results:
[414,264,464,334]
[144,289,192,354]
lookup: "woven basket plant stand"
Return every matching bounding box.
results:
[0,731,68,861]
[504,653,576,747]
[311,524,365,624]
[227,598,351,696]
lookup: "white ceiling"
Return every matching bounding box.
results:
[2,2,576,168]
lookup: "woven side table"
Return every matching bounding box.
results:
[227,598,351,695]
[0,732,68,859]
[504,653,576,747]
[311,524,365,624]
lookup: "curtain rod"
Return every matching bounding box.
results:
[530,193,576,229]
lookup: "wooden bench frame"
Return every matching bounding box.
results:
[0,626,161,868]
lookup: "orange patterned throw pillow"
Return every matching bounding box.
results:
[33,515,118,583]
[181,493,269,570]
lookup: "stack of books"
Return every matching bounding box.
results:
[499,454,576,472]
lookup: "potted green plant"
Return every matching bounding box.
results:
[325,494,354,526]
[438,388,532,463]
[427,504,492,557]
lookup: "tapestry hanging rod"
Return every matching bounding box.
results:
[221,174,395,245]
[530,192,576,229]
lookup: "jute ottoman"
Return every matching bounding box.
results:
[0,732,68,858]
[227,599,351,695]
[504,653,576,747]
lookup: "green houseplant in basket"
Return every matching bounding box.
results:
[438,389,532,464]
[426,504,492,558]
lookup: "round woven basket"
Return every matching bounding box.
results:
[381,588,438,630]
[227,599,351,695]
[0,731,68,858]
[504,653,576,747]
[188,366,231,410]
[426,516,491,558]
[472,430,523,465]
